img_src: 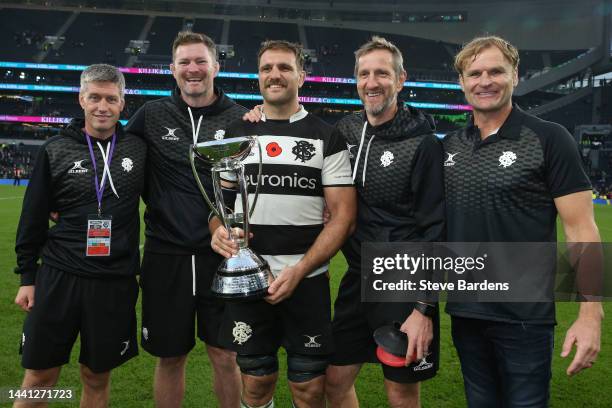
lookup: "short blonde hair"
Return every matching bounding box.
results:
[354,36,404,78]
[454,36,519,76]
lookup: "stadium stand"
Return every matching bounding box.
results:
[145,16,185,57]
[0,5,606,188]
[0,9,71,62]
[226,20,300,72]
[44,13,146,66]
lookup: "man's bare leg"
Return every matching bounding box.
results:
[13,367,61,408]
[154,355,187,408]
[206,345,241,407]
[384,379,420,408]
[79,365,111,408]
[325,364,361,408]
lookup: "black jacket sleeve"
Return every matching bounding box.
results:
[410,134,446,242]
[14,148,52,285]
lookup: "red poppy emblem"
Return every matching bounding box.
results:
[266,142,282,157]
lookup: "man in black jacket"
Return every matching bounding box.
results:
[126,31,245,407]
[325,37,445,408]
[14,64,145,407]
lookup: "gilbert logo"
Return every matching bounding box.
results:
[346,143,357,159]
[413,356,433,371]
[68,160,88,174]
[304,335,322,348]
[444,152,458,167]
[162,127,180,141]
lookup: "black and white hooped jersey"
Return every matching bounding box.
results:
[224,107,353,277]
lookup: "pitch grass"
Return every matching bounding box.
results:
[0,185,610,407]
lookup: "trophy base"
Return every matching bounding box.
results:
[211,247,272,301]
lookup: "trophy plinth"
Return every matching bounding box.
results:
[211,247,271,300]
[191,136,271,301]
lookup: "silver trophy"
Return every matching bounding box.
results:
[190,135,271,300]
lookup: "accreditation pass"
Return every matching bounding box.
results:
[86,215,112,256]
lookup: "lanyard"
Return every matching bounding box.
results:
[85,132,118,215]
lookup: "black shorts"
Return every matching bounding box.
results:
[140,249,226,357]
[330,271,439,384]
[219,273,333,357]
[20,264,138,373]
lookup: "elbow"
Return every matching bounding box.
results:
[347,218,356,235]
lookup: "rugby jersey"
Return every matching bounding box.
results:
[225,106,353,277]
[443,105,592,324]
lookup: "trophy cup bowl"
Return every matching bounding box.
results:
[191,136,271,301]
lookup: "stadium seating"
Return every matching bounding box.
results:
[44,13,146,66]
[0,9,71,61]
[226,20,300,72]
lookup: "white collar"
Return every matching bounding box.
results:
[261,105,308,123]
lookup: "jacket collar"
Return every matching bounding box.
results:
[64,118,126,144]
[171,86,236,115]
[362,100,436,140]
[466,104,525,141]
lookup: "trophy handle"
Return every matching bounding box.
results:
[189,148,235,242]
[190,148,219,218]
[247,137,263,218]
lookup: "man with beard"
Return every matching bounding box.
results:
[325,36,445,407]
[444,35,603,407]
[126,32,245,407]
[14,64,145,407]
[210,40,356,408]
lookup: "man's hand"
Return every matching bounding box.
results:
[400,308,433,366]
[211,226,242,258]
[561,313,602,376]
[242,104,264,123]
[265,265,304,305]
[15,285,35,311]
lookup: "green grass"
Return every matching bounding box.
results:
[0,185,610,407]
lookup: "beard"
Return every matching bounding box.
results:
[364,94,396,116]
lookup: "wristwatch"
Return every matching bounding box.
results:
[414,301,437,318]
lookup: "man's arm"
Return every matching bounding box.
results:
[14,148,52,311]
[555,190,604,376]
[265,186,356,304]
[400,134,445,364]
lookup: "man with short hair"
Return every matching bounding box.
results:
[126,31,245,407]
[14,63,145,407]
[445,35,603,407]
[210,40,356,408]
[324,36,446,408]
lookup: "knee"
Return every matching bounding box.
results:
[386,381,419,408]
[158,355,187,371]
[287,354,328,384]
[80,366,110,391]
[23,368,60,387]
[325,366,346,389]
[325,370,350,399]
[207,346,238,372]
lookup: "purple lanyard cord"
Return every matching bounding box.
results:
[85,132,117,215]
